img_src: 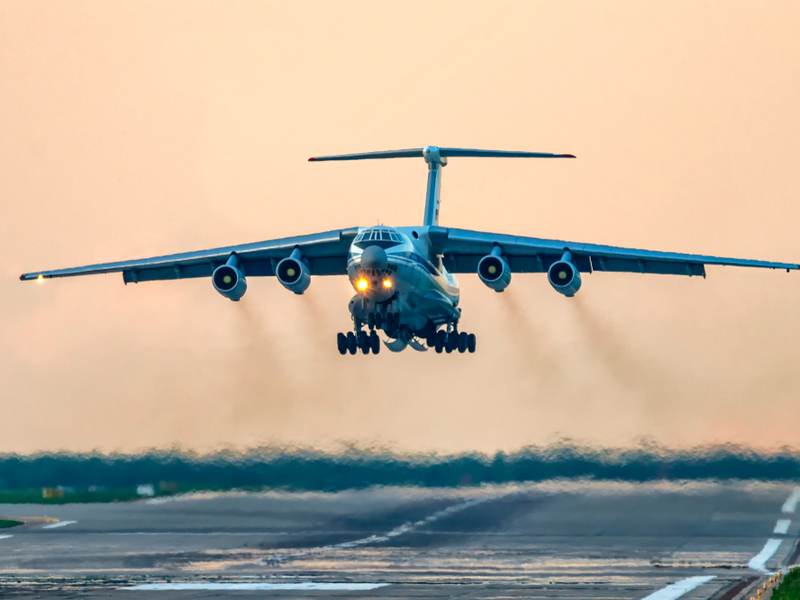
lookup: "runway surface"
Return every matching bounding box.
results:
[0,481,797,598]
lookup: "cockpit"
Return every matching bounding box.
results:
[353,227,404,249]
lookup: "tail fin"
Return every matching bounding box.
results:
[308,146,575,226]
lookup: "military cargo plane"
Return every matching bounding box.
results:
[21,146,799,355]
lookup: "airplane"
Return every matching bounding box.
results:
[21,146,799,355]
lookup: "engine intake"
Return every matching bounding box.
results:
[276,249,311,294]
[547,251,581,297]
[213,255,247,301]
[478,246,511,292]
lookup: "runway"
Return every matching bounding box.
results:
[0,481,797,598]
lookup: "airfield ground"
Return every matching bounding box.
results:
[0,481,797,599]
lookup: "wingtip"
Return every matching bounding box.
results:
[308,157,316,162]
[563,154,576,158]
[19,274,25,281]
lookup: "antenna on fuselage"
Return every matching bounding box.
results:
[308,146,575,227]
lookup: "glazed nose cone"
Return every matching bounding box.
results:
[361,245,388,270]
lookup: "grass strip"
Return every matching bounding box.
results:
[0,519,23,528]
[773,568,800,600]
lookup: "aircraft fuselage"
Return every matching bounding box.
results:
[345,226,462,352]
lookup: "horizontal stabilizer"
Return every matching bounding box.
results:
[309,146,575,162]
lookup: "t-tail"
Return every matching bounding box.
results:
[308,146,575,226]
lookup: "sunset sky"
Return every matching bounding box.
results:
[1,1,799,454]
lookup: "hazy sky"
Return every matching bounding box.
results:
[2,2,799,455]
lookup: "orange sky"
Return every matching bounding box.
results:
[1,1,799,455]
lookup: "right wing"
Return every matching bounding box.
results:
[428,226,799,276]
[20,228,359,283]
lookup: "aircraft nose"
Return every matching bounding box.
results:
[360,245,388,271]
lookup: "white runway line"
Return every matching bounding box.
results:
[640,576,716,600]
[268,494,500,563]
[125,582,389,591]
[42,520,77,529]
[774,519,791,534]
[0,535,12,540]
[782,488,800,513]
[748,538,783,571]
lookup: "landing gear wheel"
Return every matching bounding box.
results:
[370,331,380,354]
[374,312,383,330]
[367,314,375,330]
[358,331,370,354]
[337,332,347,355]
[467,333,476,353]
[445,333,457,354]
[457,332,468,353]
[346,332,358,355]
[434,330,446,354]
[427,332,437,348]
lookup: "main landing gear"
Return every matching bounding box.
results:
[337,330,381,355]
[337,313,476,356]
[426,329,476,354]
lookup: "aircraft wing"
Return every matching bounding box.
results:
[20,228,359,283]
[427,226,799,276]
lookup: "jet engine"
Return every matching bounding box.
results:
[547,251,581,297]
[276,249,311,294]
[477,246,511,292]
[212,255,247,301]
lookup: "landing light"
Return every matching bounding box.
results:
[382,279,392,289]
[356,278,369,291]
[37,275,44,282]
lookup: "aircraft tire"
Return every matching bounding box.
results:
[427,332,437,348]
[358,331,370,354]
[370,331,380,354]
[375,312,383,330]
[346,332,358,355]
[467,333,476,353]
[435,330,446,353]
[448,332,460,353]
[368,314,375,330]
[337,332,347,355]
[457,332,468,353]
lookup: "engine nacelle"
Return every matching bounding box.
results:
[478,248,511,292]
[276,254,311,294]
[212,261,247,301]
[548,253,581,297]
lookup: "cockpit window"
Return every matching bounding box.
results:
[354,228,403,250]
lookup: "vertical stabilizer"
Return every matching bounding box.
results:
[422,146,446,226]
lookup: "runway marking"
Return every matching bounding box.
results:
[107,532,292,536]
[269,494,499,563]
[0,535,12,540]
[42,520,77,529]
[125,582,389,591]
[748,538,782,571]
[782,488,800,513]
[774,519,791,534]
[640,576,716,600]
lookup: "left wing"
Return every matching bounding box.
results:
[428,227,799,276]
[20,228,358,283]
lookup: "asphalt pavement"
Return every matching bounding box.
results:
[0,481,797,599]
